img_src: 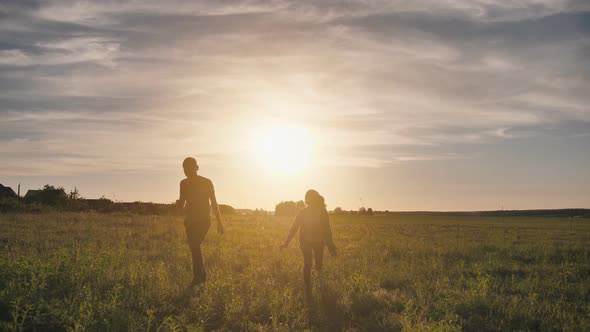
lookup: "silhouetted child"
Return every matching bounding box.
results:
[281,190,337,295]
[177,157,224,291]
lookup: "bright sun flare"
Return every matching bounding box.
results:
[253,126,314,174]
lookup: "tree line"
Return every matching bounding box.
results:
[274,200,375,216]
[4,186,586,218]
[0,184,236,215]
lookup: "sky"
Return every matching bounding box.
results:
[1,0,589,211]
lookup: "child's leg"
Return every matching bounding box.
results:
[186,219,210,285]
[189,242,205,283]
[313,244,325,273]
[301,245,313,287]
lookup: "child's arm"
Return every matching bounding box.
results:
[323,211,337,256]
[281,212,303,248]
[209,181,224,234]
[176,181,186,210]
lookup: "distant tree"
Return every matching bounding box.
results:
[275,200,305,217]
[66,187,88,211]
[359,207,367,215]
[26,185,68,207]
[333,207,344,215]
[367,207,374,215]
[253,208,267,216]
[219,204,236,215]
[68,187,83,200]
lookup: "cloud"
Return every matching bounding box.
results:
[0,0,589,175]
[0,37,119,66]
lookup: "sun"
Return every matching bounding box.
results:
[253,125,314,174]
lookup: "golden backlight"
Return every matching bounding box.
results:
[253,125,314,174]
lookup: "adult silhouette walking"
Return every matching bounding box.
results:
[281,189,337,297]
[177,157,224,291]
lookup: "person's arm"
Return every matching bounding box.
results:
[209,180,224,234]
[323,210,337,256]
[280,212,303,249]
[176,180,186,210]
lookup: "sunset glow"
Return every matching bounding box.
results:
[1,2,588,330]
[252,125,314,174]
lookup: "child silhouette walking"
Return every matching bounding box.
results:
[177,157,224,290]
[281,190,337,295]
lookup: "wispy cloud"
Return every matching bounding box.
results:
[1,0,589,175]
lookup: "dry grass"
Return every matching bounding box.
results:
[1,212,589,331]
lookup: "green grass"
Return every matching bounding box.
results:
[0,213,589,331]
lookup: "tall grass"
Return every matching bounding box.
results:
[0,213,589,331]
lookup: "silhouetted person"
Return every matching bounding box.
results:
[177,157,224,290]
[281,189,337,295]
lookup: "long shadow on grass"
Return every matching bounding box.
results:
[307,282,345,331]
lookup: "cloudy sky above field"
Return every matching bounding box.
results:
[1,0,589,210]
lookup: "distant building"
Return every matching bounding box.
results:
[0,184,18,198]
[24,189,42,200]
[85,198,113,210]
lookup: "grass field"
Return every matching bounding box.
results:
[1,212,589,331]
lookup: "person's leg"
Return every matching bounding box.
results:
[313,243,325,273]
[301,245,313,289]
[185,219,210,285]
[196,219,211,282]
[185,221,201,284]
[189,241,204,284]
